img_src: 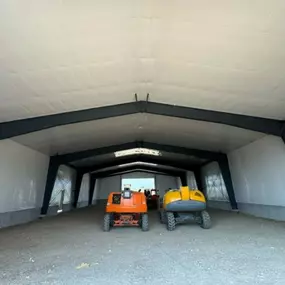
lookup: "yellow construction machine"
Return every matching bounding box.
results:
[159,186,211,231]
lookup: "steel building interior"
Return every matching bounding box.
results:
[1,1,285,284]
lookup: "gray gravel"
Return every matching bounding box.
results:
[1,206,285,285]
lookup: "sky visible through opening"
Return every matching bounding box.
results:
[121,178,155,191]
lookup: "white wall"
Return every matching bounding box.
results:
[201,162,229,201]
[0,139,49,213]
[228,135,285,207]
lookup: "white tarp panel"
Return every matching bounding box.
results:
[97,176,120,200]
[0,139,49,213]
[78,173,90,205]
[229,135,285,206]
[201,162,229,201]
[49,165,76,207]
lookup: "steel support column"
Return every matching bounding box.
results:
[73,171,84,208]
[41,158,60,215]
[88,175,96,206]
[281,123,285,144]
[218,157,238,210]
[193,168,204,192]
[180,172,188,186]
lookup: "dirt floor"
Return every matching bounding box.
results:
[1,206,285,285]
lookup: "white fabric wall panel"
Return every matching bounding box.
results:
[93,179,100,204]
[228,135,285,206]
[50,165,76,206]
[0,140,49,213]
[78,174,90,203]
[155,175,179,193]
[201,162,229,201]
[98,176,121,200]
[186,171,198,189]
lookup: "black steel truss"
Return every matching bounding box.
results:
[91,165,185,179]
[77,154,196,174]
[56,141,221,164]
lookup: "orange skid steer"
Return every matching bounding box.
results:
[103,189,149,231]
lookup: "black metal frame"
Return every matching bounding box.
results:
[180,172,188,186]
[1,100,283,140]
[78,154,196,174]
[281,124,285,144]
[72,170,84,208]
[88,175,96,206]
[35,96,268,213]
[41,157,60,215]
[56,141,222,164]
[193,168,203,192]
[218,157,238,210]
[92,165,185,179]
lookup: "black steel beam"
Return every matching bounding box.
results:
[72,171,84,208]
[0,102,139,139]
[92,165,185,179]
[146,102,282,136]
[218,157,238,210]
[78,155,196,173]
[0,101,283,140]
[57,141,221,164]
[59,142,138,163]
[88,175,96,206]
[41,158,60,215]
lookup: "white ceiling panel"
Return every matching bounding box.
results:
[12,114,265,155]
[1,0,285,122]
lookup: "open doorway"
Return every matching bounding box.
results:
[121,177,155,192]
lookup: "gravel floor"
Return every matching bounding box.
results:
[0,206,285,285]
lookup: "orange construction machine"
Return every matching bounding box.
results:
[103,188,149,231]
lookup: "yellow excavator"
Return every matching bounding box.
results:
[159,186,211,231]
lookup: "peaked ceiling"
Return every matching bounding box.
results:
[1,0,285,123]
